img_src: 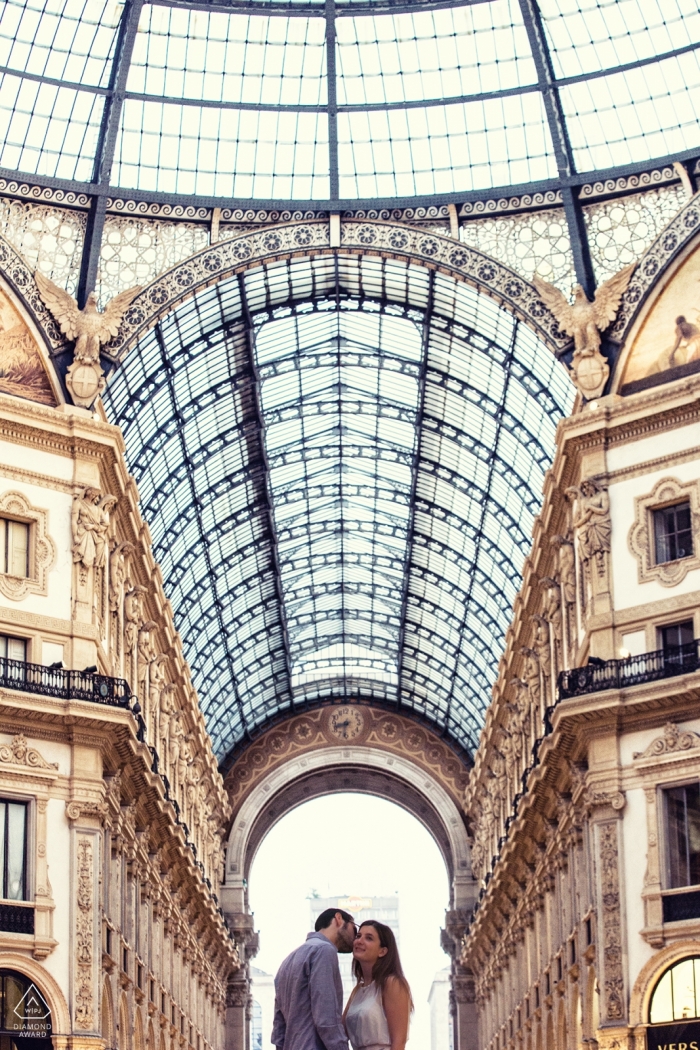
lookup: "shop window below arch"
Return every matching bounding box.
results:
[0,969,52,1050]
[650,956,700,1024]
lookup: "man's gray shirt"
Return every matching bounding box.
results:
[272,932,349,1050]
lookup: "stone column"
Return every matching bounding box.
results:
[220,895,259,1050]
[442,909,478,1050]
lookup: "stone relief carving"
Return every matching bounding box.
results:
[628,476,700,587]
[75,835,95,1029]
[0,489,56,601]
[71,488,115,571]
[35,271,141,408]
[568,478,611,575]
[533,264,635,399]
[597,821,625,1022]
[0,733,58,770]
[633,721,700,760]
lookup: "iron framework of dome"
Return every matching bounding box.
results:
[1,0,699,303]
[1,0,699,765]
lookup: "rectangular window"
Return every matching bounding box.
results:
[0,799,28,900]
[0,636,27,662]
[665,782,700,888]
[660,620,695,651]
[654,501,693,564]
[0,519,29,577]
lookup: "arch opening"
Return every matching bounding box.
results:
[248,793,452,1050]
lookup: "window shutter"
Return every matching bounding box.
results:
[6,637,26,662]
[7,521,28,577]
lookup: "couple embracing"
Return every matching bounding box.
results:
[272,907,413,1050]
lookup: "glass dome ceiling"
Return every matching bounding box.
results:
[0,0,698,206]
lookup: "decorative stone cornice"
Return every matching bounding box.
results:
[0,733,57,771]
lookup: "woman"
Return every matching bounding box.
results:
[344,920,413,1050]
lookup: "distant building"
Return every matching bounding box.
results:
[429,968,454,1050]
[249,967,275,1050]
[309,894,400,1002]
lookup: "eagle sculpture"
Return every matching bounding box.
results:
[35,272,142,365]
[533,263,635,399]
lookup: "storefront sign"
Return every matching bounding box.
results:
[647,1020,700,1050]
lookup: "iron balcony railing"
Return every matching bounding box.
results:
[558,641,700,699]
[0,656,131,706]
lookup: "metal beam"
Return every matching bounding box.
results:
[517,0,596,297]
[237,273,296,704]
[325,0,339,200]
[152,319,251,739]
[395,270,433,709]
[440,317,521,737]
[77,0,145,306]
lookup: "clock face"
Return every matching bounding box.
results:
[328,706,365,741]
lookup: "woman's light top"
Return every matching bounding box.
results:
[345,981,391,1050]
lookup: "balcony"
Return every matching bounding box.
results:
[558,642,700,700]
[0,657,131,707]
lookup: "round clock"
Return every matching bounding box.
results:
[327,706,365,741]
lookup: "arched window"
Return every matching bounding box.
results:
[250,1002,262,1050]
[650,957,700,1024]
[0,969,52,1050]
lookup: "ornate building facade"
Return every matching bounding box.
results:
[0,4,699,1045]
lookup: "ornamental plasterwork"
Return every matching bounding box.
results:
[633,721,700,761]
[224,706,470,817]
[628,476,700,587]
[74,835,95,1029]
[459,208,574,293]
[97,217,208,306]
[0,734,58,770]
[0,490,56,601]
[611,193,700,342]
[0,236,64,351]
[100,219,571,364]
[0,198,85,296]
[584,185,687,285]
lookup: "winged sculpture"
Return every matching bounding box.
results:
[533,263,635,399]
[35,271,141,407]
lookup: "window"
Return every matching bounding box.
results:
[0,519,29,578]
[650,957,700,1023]
[665,783,700,889]
[655,502,693,564]
[0,636,26,663]
[0,800,28,900]
[660,621,695,652]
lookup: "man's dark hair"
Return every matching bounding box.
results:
[314,908,354,932]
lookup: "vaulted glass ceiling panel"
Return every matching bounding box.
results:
[338,94,555,198]
[0,72,104,180]
[104,254,574,761]
[113,99,330,197]
[560,50,700,171]
[335,1,537,106]
[128,6,327,106]
[539,0,700,78]
[0,0,121,88]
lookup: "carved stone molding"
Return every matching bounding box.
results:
[628,476,700,587]
[0,733,58,771]
[0,489,56,601]
[634,721,700,760]
[224,705,470,817]
[66,799,107,824]
[74,834,96,1030]
[596,821,625,1025]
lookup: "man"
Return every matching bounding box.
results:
[272,908,356,1050]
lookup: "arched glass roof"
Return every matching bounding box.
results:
[102,253,574,764]
[0,0,698,208]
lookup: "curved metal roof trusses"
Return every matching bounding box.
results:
[101,249,574,765]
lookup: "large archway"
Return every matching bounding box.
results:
[220,705,476,1050]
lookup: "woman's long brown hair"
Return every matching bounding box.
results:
[352,920,414,1010]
